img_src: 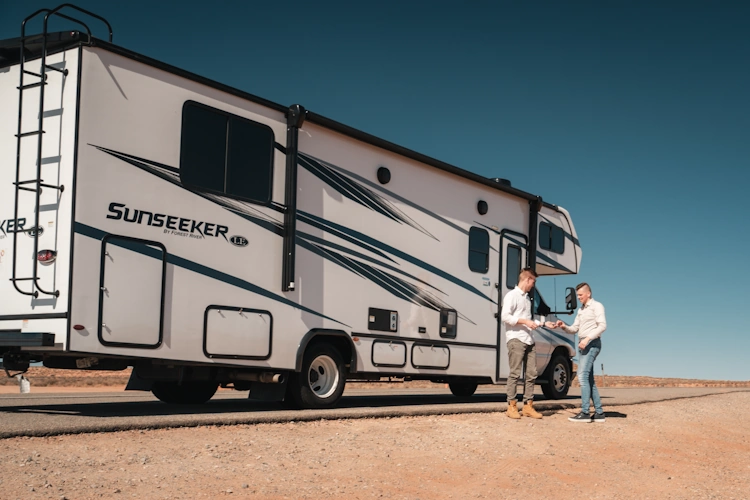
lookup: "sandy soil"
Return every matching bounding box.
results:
[1,392,748,499]
[2,367,749,392]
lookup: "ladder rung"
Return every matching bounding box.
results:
[45,65,69,76]
[40,183,64,192]
[16,130,45,138]
[13,180,64,194]
[18,81,47,90]
[10,277,39,282]
[23,70,46,79]
[42,109,63,119]
[40,156,62,165]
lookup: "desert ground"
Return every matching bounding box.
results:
[0,391,748,499]
[1,368,749,499]
[3,367,750,392]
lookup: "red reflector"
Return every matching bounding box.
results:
[73,325,85,331]
[37,250,57,264]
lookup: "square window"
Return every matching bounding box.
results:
[180,101,275,204]
[468,227,490,273]
[506,246,521,289]
[539,222,565,254]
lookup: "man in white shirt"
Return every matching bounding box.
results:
[501,267,543,419]
[554,282,607,423]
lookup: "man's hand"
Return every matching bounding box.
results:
[554,320,565,328]
[544,321,556,329]
[578,338,589,350]
[520,318,539,329]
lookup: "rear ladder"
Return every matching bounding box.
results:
[9,4,112,298]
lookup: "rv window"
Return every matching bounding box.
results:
[180,102,275,204]
[468,227,490,273]
[505,245,521,289]
[539,222,565,254]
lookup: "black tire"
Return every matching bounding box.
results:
[286,343,347,409]
[541,353,571,400]
[449,380,478,398]
[151,380,219,404]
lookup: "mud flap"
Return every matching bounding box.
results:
[125,369,153,391]
[247,379,287,401]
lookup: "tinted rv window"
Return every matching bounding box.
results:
[180,102,275,204]
[468,227,490,273]
[539,222,565,254]
[506,246,521,289]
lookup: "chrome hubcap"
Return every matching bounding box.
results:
[308,354,339,399]
[553,363,568,392]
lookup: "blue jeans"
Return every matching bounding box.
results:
[578,338,602,414]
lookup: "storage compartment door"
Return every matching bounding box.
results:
[372,340,406,367]
[99,235,166,348]
[411,343,450,369]
[204,306,272,360]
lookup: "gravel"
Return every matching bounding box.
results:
[1,392,749,499]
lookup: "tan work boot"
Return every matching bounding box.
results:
[522,401,543,419]
[507,400,521,419]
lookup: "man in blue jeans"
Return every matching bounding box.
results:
[554,282,607,423]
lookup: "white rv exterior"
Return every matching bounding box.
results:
[1,10,581,407]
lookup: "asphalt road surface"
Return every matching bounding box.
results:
[1,386,747,438]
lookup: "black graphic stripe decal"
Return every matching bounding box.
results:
[74,222,349,327]
[297,231,445,294]
[90,145,491,315]
[298,238,475,324]
[92,145,285,233]
[323,159,468,236]
[298,211,494,304]
[294,214,396,263]
[299,152,438,240]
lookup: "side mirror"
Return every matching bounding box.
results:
[565,287,577,311]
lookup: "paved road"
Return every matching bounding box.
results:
[1,386,747,438]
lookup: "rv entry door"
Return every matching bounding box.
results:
[495,231,528,382]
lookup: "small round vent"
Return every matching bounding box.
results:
[477,200,488,215]
[377,167,391,184]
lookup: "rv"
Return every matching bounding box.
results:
[0,5,581,408]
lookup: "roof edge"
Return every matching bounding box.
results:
[0,31,561,212]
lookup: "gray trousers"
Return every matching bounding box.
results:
[506,339,537,403]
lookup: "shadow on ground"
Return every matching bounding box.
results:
[0,391,579,419]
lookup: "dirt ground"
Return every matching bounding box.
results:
[2,366,750,391]
[1,391,748,499]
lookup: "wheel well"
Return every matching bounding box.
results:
[295,330,356,373]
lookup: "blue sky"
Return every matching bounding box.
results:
[3,1,749,380]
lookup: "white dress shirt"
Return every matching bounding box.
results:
[501,286,535,345]
[561,298,607,341]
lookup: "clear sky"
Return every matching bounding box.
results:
[3,1,749,380]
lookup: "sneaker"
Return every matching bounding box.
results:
[592,412,606,423]
[568,412,592,423]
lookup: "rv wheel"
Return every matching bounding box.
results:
[287,343,346,409]
[541,353,571,400]
[151,380,219,404]
[449,380,478,397]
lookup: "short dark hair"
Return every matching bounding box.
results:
[576,282,591,293]
[520,267,538,280]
